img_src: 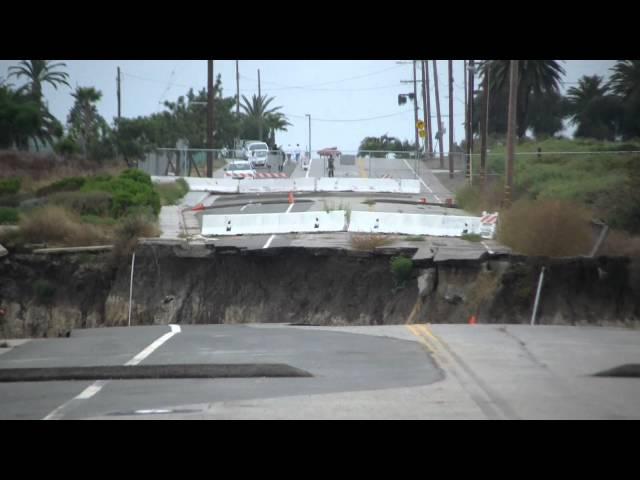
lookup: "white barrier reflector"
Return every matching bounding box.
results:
[399,179,421,194]
[202,211,347,236]
[184,177,239,193]
[348,211,483,237]
[316,177,402,193]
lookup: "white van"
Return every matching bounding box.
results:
[243,141,269,167]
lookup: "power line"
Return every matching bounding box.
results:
[238,63,405,89]
[286,109,415,123]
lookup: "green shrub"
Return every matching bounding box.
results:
[49,191,113,217]
[0,177,21,195]
[0,207,19,224]
[36,177,86,197]
[82,170,160,218]
[390,256,414,288]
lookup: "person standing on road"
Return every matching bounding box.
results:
[328,154,335,177]
[295,144,301,164]
[280,148,286,172]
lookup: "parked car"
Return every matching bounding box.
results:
[243,141,269,167]
[224,161,256,179]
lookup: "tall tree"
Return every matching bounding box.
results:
[8,60,70,148]
[479,60,565,138]
[0,85,42,149]
[566,75,621,140]
[240,94,288,142]
[8,60,71,101]
[608,60,640,139]
[67,86,105,157]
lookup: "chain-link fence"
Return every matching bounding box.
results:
[137,148,299,178]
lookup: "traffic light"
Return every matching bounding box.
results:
[398,94,407,106]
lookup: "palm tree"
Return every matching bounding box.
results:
[8,60,70,102]
[68,87,103,156]
[479,60,566,138]
[240,94,287,142]
[608,60,640,139]
[565,75,620,140]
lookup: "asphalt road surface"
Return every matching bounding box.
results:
[1,323,639,419]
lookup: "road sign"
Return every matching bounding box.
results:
[416,120,425,130]
[419,129,426,138]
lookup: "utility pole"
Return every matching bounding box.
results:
[480,64,490,191]
[235,60,240,115]
[412,60,420,169]
[432,60,444,169]
[466,60,475,184]
[420,61,428,158]
[505,60,519,208]
[258,68,262,141]
[425,61,433,158]
[207,60,214,178]
[448,60,454,179]
[306,114,311,161]
[116,67,121,120]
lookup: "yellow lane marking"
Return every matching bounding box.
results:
[406,324,436,355]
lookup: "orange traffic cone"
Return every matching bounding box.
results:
[192,203,205,212]
[468,315,477,325]
[288,191,294,204]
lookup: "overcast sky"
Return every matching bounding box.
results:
[0,60,616,152]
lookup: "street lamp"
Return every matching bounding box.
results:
[305,114,311,164]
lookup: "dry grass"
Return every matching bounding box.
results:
[0,150,125,193]
[498,199,593,257]
[112,212,160,258]
[19,206,111,247]
[466,270,501,315]
[350,234,395,251]
[600,230,640,257]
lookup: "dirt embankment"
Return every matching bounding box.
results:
[1,243,639,338]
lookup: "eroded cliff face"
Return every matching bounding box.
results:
[1,241,639,339]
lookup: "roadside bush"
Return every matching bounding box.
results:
[82,170,160,218]
[112,210,160,258]
[49,191,112,217]
[0,207,19,224]
[36,176,86,197]
[390,256,414,288]
[0,177,21,195]
[456,183,505,215]
[19,206,109,247]
[498,199,593,257]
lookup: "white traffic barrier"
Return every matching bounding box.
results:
[151,175,180,184]
[183,177,239,193]
[291,177,316,192]
[237,178,316,193]
[316,177,403,193]
[399,179,421,194]
[202,211,347,236]
[348,211,483,237]
[479,211,499,239]
[238,179,294,193]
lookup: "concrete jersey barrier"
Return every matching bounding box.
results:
[184,177,239,193]
[202,211,347,236]
[348,211,483,237]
